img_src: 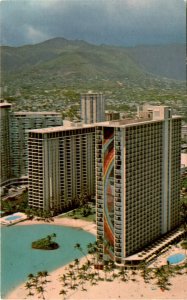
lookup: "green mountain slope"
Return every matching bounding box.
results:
[1,38,147,83]
[127,44,186,81]
[1,37,185,87]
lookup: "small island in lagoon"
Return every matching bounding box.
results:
[32,233,59,250]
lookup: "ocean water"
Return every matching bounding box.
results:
[1,224,95,298]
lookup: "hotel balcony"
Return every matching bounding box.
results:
[97,221,103,226]
[97,228,104,235]
[115,202,122,208]
[115,228,122,234]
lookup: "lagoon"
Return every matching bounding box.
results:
[1,224,95,298]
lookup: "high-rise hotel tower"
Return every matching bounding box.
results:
[81,92,105,124]
[0,102,12,186]
[10,111,63,180]
[95,105,181,264]
[0,104,63,187]
[28,124,95,212]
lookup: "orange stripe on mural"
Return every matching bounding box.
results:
[104,215,114,246]
[104,148,114,174]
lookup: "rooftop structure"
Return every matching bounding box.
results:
[105,111,120,121]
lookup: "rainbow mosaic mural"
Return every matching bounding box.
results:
[103,127,115,258]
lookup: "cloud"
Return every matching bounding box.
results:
[0,0,185,46]
[26,25,50,44]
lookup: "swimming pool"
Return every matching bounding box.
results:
[4,214,22,221]
[1,224,95,298]
[0,212,27,225]
[167,253,186,265]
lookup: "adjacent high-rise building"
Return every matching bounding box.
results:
[95,105,181,264]
[81,92,105,124]
[181,124,187,142]
[28,124,95,212]
[0,102,12,186]
[0,104,63,187]
[10,112,63,180]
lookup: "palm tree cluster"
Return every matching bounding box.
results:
[25,271,50,300]
[25,208,54,222]
[25,241,187,299]
[1,190,28,215]
[139,260,187,291]
[180,197,187,237]
[59,242,140,299]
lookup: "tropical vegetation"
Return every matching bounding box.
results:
[31,233,59,250]
[25,271,50,300]
[26,240,187,299]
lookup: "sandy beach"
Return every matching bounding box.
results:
[14,217,97,236]
[5,218,187,300]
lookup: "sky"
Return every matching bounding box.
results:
[0,0,186,47]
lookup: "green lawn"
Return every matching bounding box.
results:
[60,205,96,222]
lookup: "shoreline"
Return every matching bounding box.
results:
[14,217,97,236]
[5,217,96,300]
[5,218,187,299]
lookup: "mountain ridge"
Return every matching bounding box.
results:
[1,37,186,82]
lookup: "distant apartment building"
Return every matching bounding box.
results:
[0,102,12,186]
[95,105,181,264]
[28,124,95,212]
[105,111,120,121]
[10,112,63,180]
[181,124,187,142]
[81,92,105,124]
[0,103,63,187]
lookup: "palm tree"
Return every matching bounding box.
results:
[67,267,74,289]
[42,270,49,283]
[118,267,128,282]
[180,198,187,255]
[27,272,39,288]
[60,274,68,287]
[88,272,97,285]
[59,289,67,300]
[139,261,149,282]
[154,265,170,290]
[131,270,137,281]
[74,243,88,261]
[74,258,80,272]
[36,285,45,300]
[28,273,34,281]
[25,281,34,296]
[47,235,52,244]
[78,272,87,291]
[87,242,97,263]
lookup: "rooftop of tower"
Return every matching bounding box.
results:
[0,102,12,108]
[28,122,95,134]
[96,115,181,128]
[96,105,181,128]
[13,111,61,116]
